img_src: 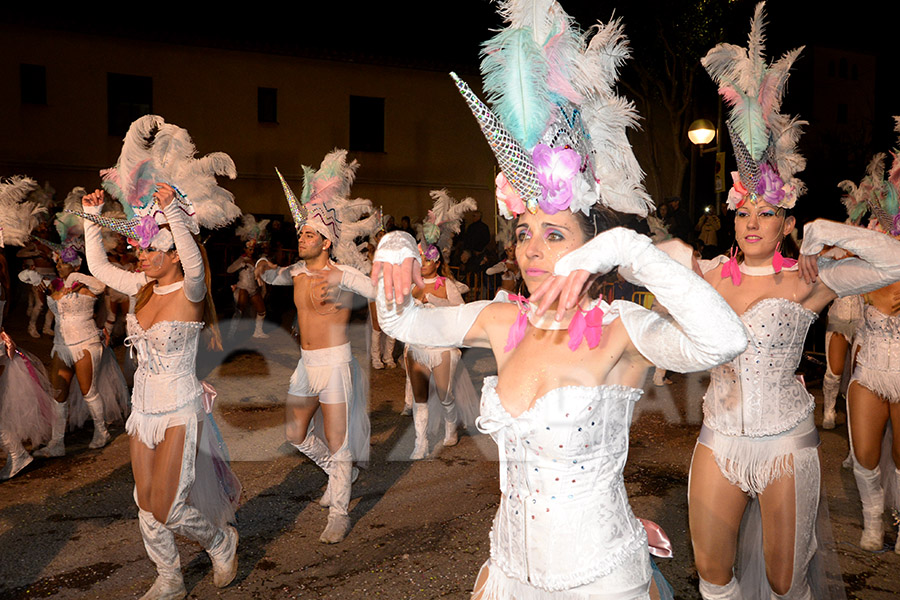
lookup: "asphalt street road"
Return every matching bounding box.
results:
[0,322,898,599]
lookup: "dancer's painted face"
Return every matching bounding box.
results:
[138,248,179,278]
[515,209,586,293]
[297,225,330,260]
[734,199,795,262]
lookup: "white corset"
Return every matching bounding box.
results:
[236,265,259,292]
[125,314,204,414]
[856,304,900,373]
[703,297,816,437]
[476,377,648,591]
[48,294,100,346]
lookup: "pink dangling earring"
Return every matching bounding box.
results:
[772,241,784,273]
[721,243,742,286]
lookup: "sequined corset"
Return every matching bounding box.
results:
[856,304,900,373]
[704,298,816,437]
[476,377,648,591]
[125,314,204,414]
[236,265,258,292]
[48,294,100,346]
[827,294,863,323]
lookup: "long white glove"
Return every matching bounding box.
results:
[374,232,489,348]
[338,266,376,299]
[65,272,106,295]
[259,261,297,286]
[83,204,149,297]
[18,269,47,286]
[801,219,900,296]
[554,227,747,372]
[162,202,205,303]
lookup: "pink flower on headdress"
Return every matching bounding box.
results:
[892,213,900,236]
[756,163,785,206]
[422,244,440,262]
[495,172,525,217]
[532,144,581,214]
[728,172,747,210]
[134,215,160,249]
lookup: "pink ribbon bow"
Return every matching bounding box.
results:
[639,519,673,558]
[201,381,218,414]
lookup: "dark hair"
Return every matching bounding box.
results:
[573,204,621,243]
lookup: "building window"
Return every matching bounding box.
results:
[108,73,152,137]
[349,95,385,153]
[21,64,47,105]
[838,57,848,79]
[837,103,848,124]
[258,87,278,123]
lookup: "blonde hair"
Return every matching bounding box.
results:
[134,230,222,351]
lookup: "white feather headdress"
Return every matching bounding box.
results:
[452,0,651,219]
[235,214,271,244]
[417,189,477,262]
[0,176,46,248]
[701,2,806,210]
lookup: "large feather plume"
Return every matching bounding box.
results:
[0,176,45,247]
[102,115,241,230]
[418,190,477,259]
[889,116,900,189]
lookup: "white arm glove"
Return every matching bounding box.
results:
[555,227,748,372]
[260,264,297,286]
[162,202,205,303]
[337,265,376,299]
[18,269,44,286]
[374,232,489,347]
[227,257,247,274]
[83,204,149,297]
[65,273,106,295]
[485,261,507,276]
[800,219,900,296]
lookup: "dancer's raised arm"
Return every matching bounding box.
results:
[532,227,748,372]
[82,189,148,296]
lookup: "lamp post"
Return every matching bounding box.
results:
[688,118,717,227]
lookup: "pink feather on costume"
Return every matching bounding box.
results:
[567,309,586,351]
[505,310,528,352]
[543,31,584,105]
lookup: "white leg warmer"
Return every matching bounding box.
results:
[853,462,885,551]
[0,429,33,480]
[85,391,110,449]
[370,329,384,369]
[320,446,352,544]
[252,313,268,338]
[42,309,54,336]
[383,335,396,368]
[34,401,67,458]
[699,576,743,599]
[410,402,429,460]
[821,370,840,430]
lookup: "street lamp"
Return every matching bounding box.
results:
[688,119,718,225]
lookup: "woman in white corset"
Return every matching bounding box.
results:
[81,175,240,598]
[23,242,129,458]
[688,8,900,597]
[373,6,748,596]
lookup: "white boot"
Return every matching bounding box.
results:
[166,500,237,588]
[252,313,269,338]
[370,329,384,370]
[652,368,671,386]
[226,312,240,339]
[292,434,334,506]
[42,310,54,336]
[137,508,186,600]
[0,430,33,480]
[441,399,459,447]
[85,393,111,449]
[853,462,885,551]
[400,376,413,416]
[383,335,397,368]
[319,466,359,508]
[410,402,429,460]
[699,575,743,599]
[320,448,352,544]
[27,304,40,338]
[822,370,840,429]
[34,401,67,458]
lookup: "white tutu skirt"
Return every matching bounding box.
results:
[406,346,480,434]
[0,349,55,444]
[62,343,130,430]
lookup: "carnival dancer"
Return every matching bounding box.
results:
[374,4,747,597]
[100,200,139,342]
[0,180,54,480]
[688,6,900,598]
[227,214,270,339]
[77,115,241,598]
[837,131,900,554]
[485,217,520,293]
[256,151,379,543]
[367,224,398,371]
[404,190,479,459]
[14,181,57,338]
[25,190,129,456]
